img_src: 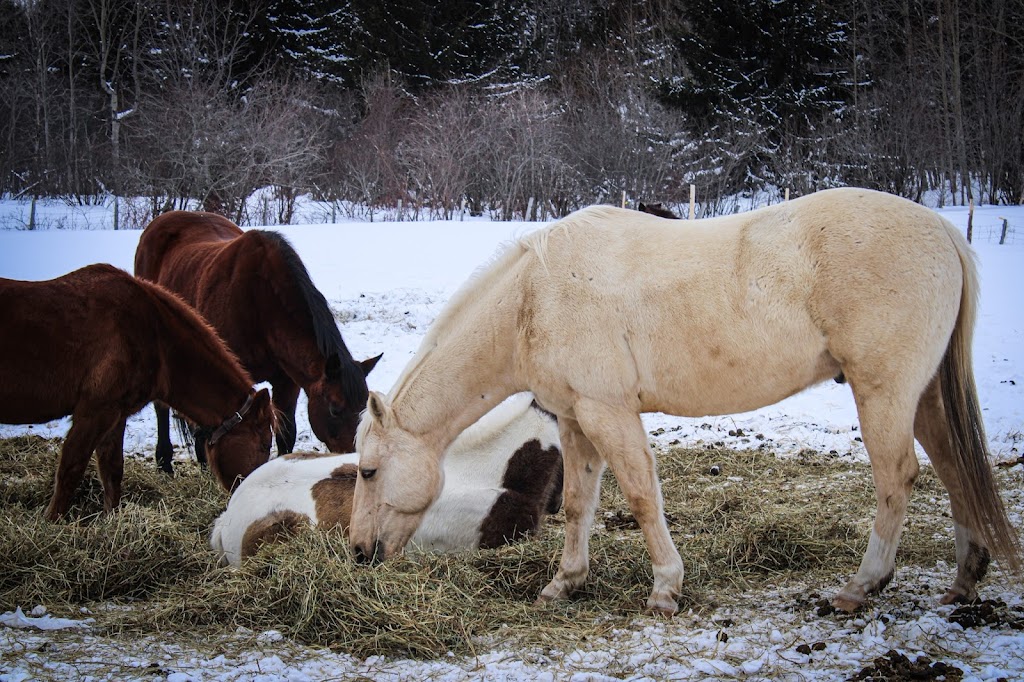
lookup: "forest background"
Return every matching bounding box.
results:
[1,0,1021,226]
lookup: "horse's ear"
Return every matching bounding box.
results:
[325,353,342,380]
[367,391,392,427]
[253,387,272,407]
[360,353,383,376]
[638,202,648,212]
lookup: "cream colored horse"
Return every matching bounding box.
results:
[350,187,1021,615]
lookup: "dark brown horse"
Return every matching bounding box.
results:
[637,202,680,219]
[135,211,379,472]
[0,264,275,519]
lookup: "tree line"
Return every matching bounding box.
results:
[1,0,1021,226]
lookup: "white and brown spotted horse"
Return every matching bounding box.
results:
[348,187,1021,615]
[211,393,562,566]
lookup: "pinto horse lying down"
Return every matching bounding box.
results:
[211,394,562,566]
[0,264,275,520]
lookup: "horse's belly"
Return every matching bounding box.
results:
[641,344,839,417]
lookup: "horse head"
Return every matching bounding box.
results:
[206,388,276,491]
[307,353,382,452]
[349,391,443,564]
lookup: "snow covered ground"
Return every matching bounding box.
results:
[1,197,1023,680]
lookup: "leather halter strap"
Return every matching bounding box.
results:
[207,391,256,446]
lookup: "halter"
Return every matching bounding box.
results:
[207,391,256,446]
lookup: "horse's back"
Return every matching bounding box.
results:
[135,211,243,289]
[0,264,163,423]
[515,189,965,417]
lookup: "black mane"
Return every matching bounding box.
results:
[256,231,366,400]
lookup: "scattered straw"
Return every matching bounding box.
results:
[0,435,970,658]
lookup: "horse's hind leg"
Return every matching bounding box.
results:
[537,415,605,606]
[45,411,115,520]
[154,402,174,474]
[914,376,990,604]
[571,398,684,615]
[834,388,920,612]
[95,417,127,514]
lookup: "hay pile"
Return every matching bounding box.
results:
[0,435,955,658]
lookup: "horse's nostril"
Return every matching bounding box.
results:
[354,540,386,565]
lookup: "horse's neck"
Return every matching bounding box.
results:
[391,281,524,457]
[254,258,329,386]
[155,298,250,426]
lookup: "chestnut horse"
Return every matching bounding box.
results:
[211,394,563,566]
[135,211,379,472]
[349,187,1021,616]
[0,264,275,519]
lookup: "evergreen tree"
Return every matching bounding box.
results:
[655,0,848,189]
[266,0,532,89]
[658,0,846,130]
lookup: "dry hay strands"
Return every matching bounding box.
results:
[0,435,63,508]
[149,530,498,658]
[0,434,227,528]
[0,502,216,608]
[0,435,226,609]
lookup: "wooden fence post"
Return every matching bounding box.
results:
[785,188,790,202]
[999,216,1008,245]
[113,195,119,231]
[28,195,36,230]
[689,184,696,220]
[621,190,626,209]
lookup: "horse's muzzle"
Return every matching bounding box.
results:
[353,539,384,566]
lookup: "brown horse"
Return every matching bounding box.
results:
[135,211,380,472]
[0,264,275,519]
[637,202,680,219]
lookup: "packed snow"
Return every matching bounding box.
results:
[1,197,1022,681]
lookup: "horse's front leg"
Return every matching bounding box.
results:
[153,402,175,474]
[95,417,127,513]
[537,415,606,604]
[272,380,301,454]
[573,398,684,616]
[45,409,115,520]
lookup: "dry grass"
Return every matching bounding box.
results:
[0,435,961,658]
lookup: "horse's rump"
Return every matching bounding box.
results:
[0,265,160,423]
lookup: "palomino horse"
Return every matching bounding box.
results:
[0,264,275,519]
[350,187,1021,615]
[211,393,563,566]
[135,211,380,471]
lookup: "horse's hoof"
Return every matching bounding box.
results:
[939,588,976,605]
[830,594,863,613]
[538,579,574,603]
[645,595,679,617]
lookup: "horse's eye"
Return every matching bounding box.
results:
[329,402,343,419]
[360,468,377,480]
